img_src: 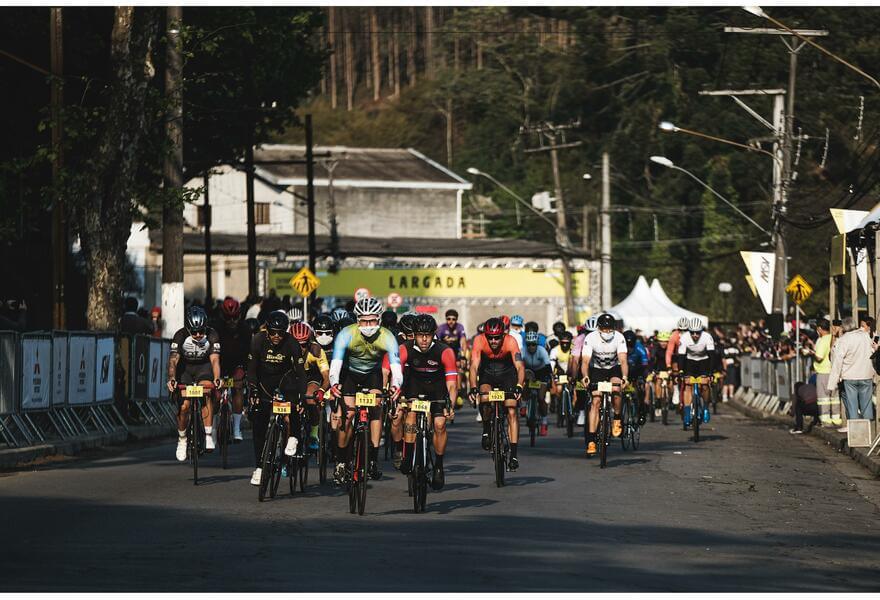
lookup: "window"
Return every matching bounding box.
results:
[255,202,270,225]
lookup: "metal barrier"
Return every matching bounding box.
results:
[739,355,819,415]
[128,334,175,427]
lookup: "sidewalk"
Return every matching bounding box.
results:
[0,423,176,470]
[729,394,880,477]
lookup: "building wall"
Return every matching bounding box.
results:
[291,186,459,239]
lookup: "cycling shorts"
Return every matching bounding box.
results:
[588,365,623,385]
[177,362,214,386]
[528,365,552,384]
[341,368,383,396]
[478,368,517,392]
[684,359,711,378]
[306,365,324,387]
[402,377,448,406]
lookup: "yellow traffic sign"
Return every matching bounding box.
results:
[785,274,812,306]
[289,267,320,298]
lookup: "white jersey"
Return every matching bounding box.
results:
[678,331,715,361]
[583,330,627,370]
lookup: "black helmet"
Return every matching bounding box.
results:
[552,321,566,336]
[381,310,398,329]
[413,314,437,335]
[265,310,289,332]
[596,313,615,330]
[559,331,573,342]
[313,313,334,333]
[623,330,637,345]
[244,317,260,334]
[399,313,416,334]
[185,306,208,334]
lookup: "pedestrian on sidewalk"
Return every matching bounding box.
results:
[809,319,837,426]
[789,382,820,434]
[828,316,876,433]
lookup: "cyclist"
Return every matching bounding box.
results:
[624,330,649,425]
[438,309,469,407]
[647,331,672,417]
[386,314,457,489]
[312,312,340,458]
[524,321,547,348]
[329,297,402,483]
[571,316,597,427]
[330,307,355,334]
[381,310,399,336]
[678,318,715,427]
[549,330,573,413]
[580,313,628,457]
[468,317,525,470]
[666,316,691,371]
[397,312,417,345]
[546,321,568,350]
[287,306,303,324]
[246,311,308,485]
[509,315,525,350]
[290,322,329,451]
[522,330,552,437]
[209,297,251,443]
[167,306,222,461]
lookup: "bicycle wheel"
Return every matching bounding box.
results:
[356,427,369,515]
[270,429,284,498]
[493,408,505,488]
[620,398,631,451]
[383,405,393,461]
[190,398,200,485]
[660,388,669,426]
[299,443,309,492]
[693,391,701,443]
[599,395,610,469]
[712,384,720,415]
[258,422,278,502]
[219,402,229,470]
[564,389,574,438]
[412,431,424,513]
[318,412,328,485]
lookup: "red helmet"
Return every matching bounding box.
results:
[500,315,511,332]
[221,297,240,319]
[484,317,505,336]
[290,321,313,343]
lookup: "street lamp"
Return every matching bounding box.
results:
[658,121,781,165]
[466,167,558,231]
[744,6,880,91]
[649,155,772,237]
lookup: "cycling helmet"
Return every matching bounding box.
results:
[552,321,566,336]
[290,321,313,343]
[484,317,505,336]
[559,331,574,342]
[399,313,416,334]
[477,322,485,334]
[596,313,615,330]
[287,307,303,323]
[623,330,637,345]
[184,306,208,334]
[524,331,539,344]
[381,310,398,329]
[584,316,598,332]
[244,318,260,334]
[353,297,383,318]
[525,321,539,333]
[677,316,690,330]
[576,325,586,335]
[221,297,240,320]
[265,311,289,332]
[313,314,334,333]
[689,317,704,333]
[500,315,511,331]
[656,331,671,342]
[330,307,351,323]
[413,314,437,335]
[510,315,524,327]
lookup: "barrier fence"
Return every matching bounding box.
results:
[0,330,175,449]
[737,355,813,416]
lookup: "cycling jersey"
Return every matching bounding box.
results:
[582,330,627,370]
[170,327,221,364]
[391,341,458,408]
[247,332,307,398]
[522,344,551,373]
[665,329,683,369]
[209,319,251,373]
[678,331,715,361]
[571,332,587,358]
[330,324,401,388]
[301,341,329,385]
[471,333,521,373]
[549,345,571,373]
[437,322,467,353]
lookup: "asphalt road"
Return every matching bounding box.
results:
[2,402,880,592]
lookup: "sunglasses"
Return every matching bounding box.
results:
[446,317,457,321]
[267,328,285,337]
[487,335,503,342]
[190,329,206,337]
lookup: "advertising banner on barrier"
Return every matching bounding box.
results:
[148,339,162,400]
[21,337,51,411]
[776,362,791,400]
[133,335,150,399]
[53,333,68,406]
[0,332,17,415]
[67,335,96,405]
[751,358,763,391]
[741,357,751,388]
[160,340,170,399]
[95,337,115,403]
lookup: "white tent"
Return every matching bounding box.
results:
[604,275,707,332]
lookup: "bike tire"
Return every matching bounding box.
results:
[413,432,424,513]
[356,428,369,515]
[661,389,669,426]
[632,415,641,450]
[318,411,328,485]
[620,399,630,451]
[270,430,284,498]
[493,408,505,487]
[383,405,393,461]
[219,403,229,470]
[258,423,278,502]
[190,398,200,486]
[693,393,701,443]
[599,395,610,469]
[299,449,309,492]
[290,457,297,495]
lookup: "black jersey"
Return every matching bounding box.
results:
[210,319,252,370]
[170,327,220,365]
[247,331,307,397]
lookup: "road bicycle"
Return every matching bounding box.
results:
[556,374,574,438]
[687,376,708,443]
[317,395,336,485]
[256,390,293,502]
[589,381,615,469]
[710,372,724,415]
[478,388,518,487]
[346,388,390,516]
[524,372,542,447]
[217,376,235,470]
[176,381,215,486]
[398,396,449,513]
[620,381,641,452]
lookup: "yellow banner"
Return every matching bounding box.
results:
[269,268,590,299]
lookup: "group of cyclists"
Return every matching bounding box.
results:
[165,294,726,503]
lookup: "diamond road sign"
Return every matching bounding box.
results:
[785,274,812,306]
[289,267,320,298]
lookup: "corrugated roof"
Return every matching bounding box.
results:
[149,231,589,260]
[252,144,472,190]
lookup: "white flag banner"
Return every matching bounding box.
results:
[830,208,869,234]
[740,251,775,314]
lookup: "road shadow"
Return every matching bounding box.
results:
[377,497,499,516]
[604,457,651,468]
[502,476,554,487]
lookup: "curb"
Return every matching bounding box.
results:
[728,396,880,477]
[0,424,176,470]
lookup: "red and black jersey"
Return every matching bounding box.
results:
[399,340,458,385]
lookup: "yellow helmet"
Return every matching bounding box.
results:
[657,331,671,342]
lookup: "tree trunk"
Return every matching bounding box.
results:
[424,7,434,80]
[453,11,460,72]
[476,40,483,70]
[407,7,417,87]
[77,6,160,330]
[364,10,372,93]
[344,10,353,110]
[391,14,400,98]
[329,6,337,109]
[370,8,380,101]
[445,97,453,167]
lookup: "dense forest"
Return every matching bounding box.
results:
[282,6,880,321]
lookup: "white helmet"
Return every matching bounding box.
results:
[353,297,384,317]
[584,316,598,332]
[677,317,690,330]
[287,307,303,323]
[688,317,704,333]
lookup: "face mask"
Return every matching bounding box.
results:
[359,325,379,338]
[600,331,615,342]
[560,343,571,352]
[316,333,333,346]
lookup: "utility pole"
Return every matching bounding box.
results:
[723,24,829,316]
[601,152,612,308]
[320,155,342,271]
[245,131,257,298]
[50,7,65,329]
[162,6,185,334]
[305,115,317,303]
[522,121,582,325]
[203,171,212,304]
